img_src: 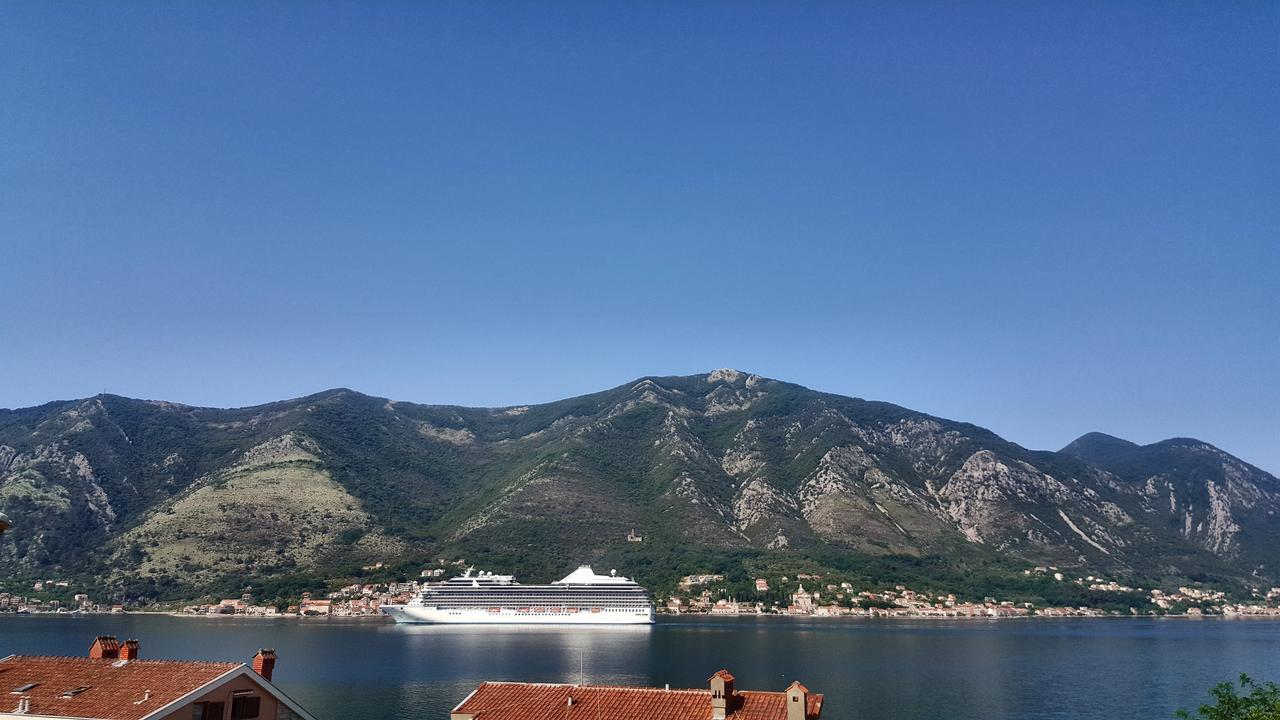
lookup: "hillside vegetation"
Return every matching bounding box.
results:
[2,370,1277,602]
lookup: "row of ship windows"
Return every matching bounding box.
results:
[434,599,651,602]
[431,594,649,598]
[428,590,649,595]
[442,609,650,614]
[435,599,650,604]
[428,595,650,600]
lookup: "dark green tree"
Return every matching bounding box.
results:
[1177,675,1280,720]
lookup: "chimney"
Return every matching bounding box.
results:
[252,649,277,682]
[89,636,120,660]
[120,639,140,660]
[785,681,809,720]
[709,670,735,720]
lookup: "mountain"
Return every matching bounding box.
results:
[1060,432,1280,571]
[2,371,1277,603]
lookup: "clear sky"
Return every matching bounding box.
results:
[1,2,1277,472]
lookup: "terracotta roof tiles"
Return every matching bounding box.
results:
[454,681,823,720]
[0,655,240,720]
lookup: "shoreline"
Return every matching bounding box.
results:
[659,612,1280,621]
[6,611,1279,622]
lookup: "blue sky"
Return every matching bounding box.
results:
[2,2,1277,472]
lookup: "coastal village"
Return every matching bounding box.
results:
[6,560,1280,620]
[664,569,1280,619]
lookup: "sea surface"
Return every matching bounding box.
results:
[4,614,1279,720]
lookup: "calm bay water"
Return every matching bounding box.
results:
[4,614,1279,720]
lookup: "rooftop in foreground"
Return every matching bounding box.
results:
[0,636,316,720]
[0,654,238,720]
[450,669,822,720]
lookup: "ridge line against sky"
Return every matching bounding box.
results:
[1,2,1277,473]
[1,369,1275,477]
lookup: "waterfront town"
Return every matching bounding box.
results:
[665,570,1280,619]
[5,561,1280,620]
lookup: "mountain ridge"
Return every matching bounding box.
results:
[2,384,1254,470]
[2,370,1277,602]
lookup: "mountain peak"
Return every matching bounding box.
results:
[1062,433,1232,462]
[706,366,762,384]
[1155,437,1215,450]
[706,368,748,383]
[1060,431,1138,459]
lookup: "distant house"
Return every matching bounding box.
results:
[0,636,317,720]
[678,574,725,590]
[450,669,822,720]
[299,599,332,616]
[755,579,770,592]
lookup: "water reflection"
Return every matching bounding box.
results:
[387,624,653,685]
[3,615,1279,720]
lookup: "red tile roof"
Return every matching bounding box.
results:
[0,655,240,720]
[453,681,823,720]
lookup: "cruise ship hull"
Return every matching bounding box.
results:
[381,605,654,625]
[382,565,655,625]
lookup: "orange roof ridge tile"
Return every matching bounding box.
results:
[4,655,240,665]
[480,681,708,693]
[456,679,825,720]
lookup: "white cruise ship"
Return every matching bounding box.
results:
[381,566,655,625]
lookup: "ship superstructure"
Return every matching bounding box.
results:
[381,566,654,624]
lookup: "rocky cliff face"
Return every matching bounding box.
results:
[1061,432,1280,572]
[1,371,1276,598]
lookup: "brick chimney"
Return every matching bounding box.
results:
[252,649,277,682]
[120,639,140,660]
[785,681,809,720]
[709,670,735,720]
[89,636,120,660]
